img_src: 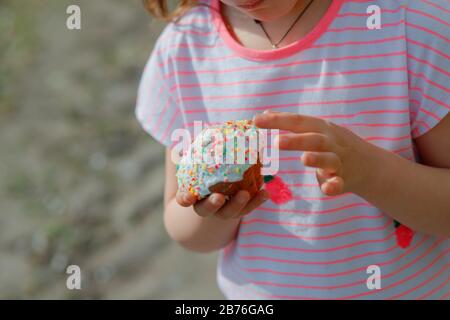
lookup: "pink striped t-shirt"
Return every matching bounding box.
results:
[136,0,450,299]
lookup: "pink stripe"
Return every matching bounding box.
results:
[168,50,405,71]
[340,3,446,16]
[182,95,409,114]
[238,232,397,253]
[311,35,405,49]
[161,109,180,142]
[339,2,450,29]
[388,263,450,300]
[408,70,450,95]
[224,251,450,300]
[327,20,404,32]
[407,54,450,78]
[320,108,410,119]
[407,39,450,61]
[242,212,385,228]
[342,121,410,128]
[337,5,404,17]
[421,0,450,14]
[144,67,174,133]
[160,54,237,64]
[235,240,447,292]
[157,42,225,55]
[239,235,428,269]
[239,220,392,241]
[407,6,450,29]
[258,202,374,215]
[393,145,413,154]
[291,192,354,201]
[439,290,450,300]
[170,67,407,91]
[410,86,450,110]
[232,241,450,299]
[406,21,450,44]
[416,276,450,300]
[161,28,215,40]
[239,246,396,269]
[164,50,404,65]
[365,134,411,142]
[288,183,319,187]
[174,17,211,26]
[339,251,450,299]
[413,120,431,131]
[237,241,433,290]
[410,99,441,121]
[183,108,411,129]
[166,107,413,145]
[150,93,174,134]
[419,105,444,121]
[164,51,406,78]
[178,81,408,102]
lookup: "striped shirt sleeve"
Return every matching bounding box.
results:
[135,27,181,147]
[405,0,450,138]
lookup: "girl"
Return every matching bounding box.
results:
[136,0,450,299]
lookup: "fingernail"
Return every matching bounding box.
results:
[262,191,270,200]
[210,194,221,206]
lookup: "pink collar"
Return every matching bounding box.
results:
[210,0,344,61]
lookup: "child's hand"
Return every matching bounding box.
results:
[176,189,269,219]
[254,111,374,196]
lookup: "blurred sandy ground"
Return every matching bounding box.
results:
[0,0,223,299]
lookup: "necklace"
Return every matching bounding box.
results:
[254,0,315,49]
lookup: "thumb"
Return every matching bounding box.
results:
[176,190,198,207]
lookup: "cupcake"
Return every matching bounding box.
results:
[176,120,263,199]
[176,119,293,204]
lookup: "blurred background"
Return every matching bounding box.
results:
[0,0,223,299]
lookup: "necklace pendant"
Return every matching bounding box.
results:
[271,44,278,49]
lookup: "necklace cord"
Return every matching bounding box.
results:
[254,0,315,48]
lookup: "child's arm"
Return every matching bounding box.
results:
[255,112,450,237]
[357,114,450,237]
[163,149,269,252]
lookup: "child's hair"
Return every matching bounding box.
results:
[143,0,199,22]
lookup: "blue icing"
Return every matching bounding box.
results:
[176,120,260,198]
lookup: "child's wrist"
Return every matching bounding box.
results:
[347,141,385,196]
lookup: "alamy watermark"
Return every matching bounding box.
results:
[170,121,280,176]
[66,5,81,30]
[66,265,81,290]
[366,265,382,290]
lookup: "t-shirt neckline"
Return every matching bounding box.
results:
[210,0,345,61]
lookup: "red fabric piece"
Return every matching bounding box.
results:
[395,224,414,248]
[264,176,293,205]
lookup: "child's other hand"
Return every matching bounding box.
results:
[176,189,269,219]
[254,111,374,196]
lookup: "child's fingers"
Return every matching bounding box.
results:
[176,190,198,207]
[193,193,226,217]
[320,176,345,196]
[254,112,326,134]
[216,191,250,219]
[240,190,270,216]
[277,133,335,152]
[301,151,341,173]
